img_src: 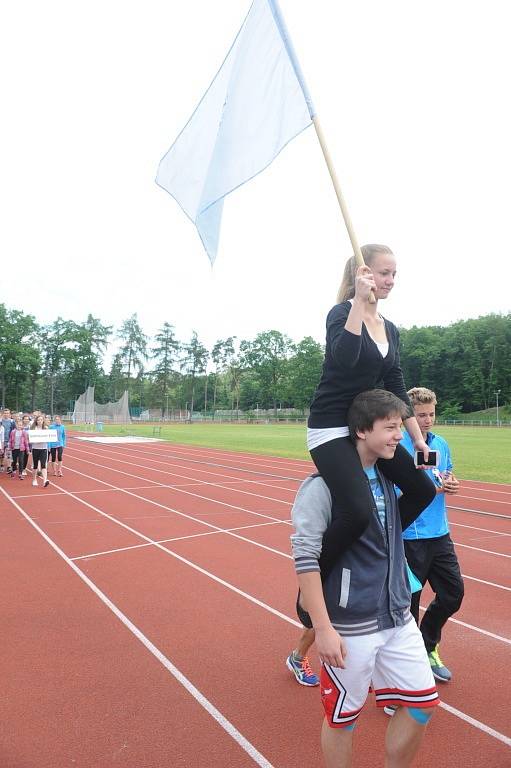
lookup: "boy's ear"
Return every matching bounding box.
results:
[355,429,366,441]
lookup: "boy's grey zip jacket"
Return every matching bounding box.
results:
[291,468,412,637]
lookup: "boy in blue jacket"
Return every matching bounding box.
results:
[400,387,463,683]
[291,390,438,768]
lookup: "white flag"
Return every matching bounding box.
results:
[156,0,315,264]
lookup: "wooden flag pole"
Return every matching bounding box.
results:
[312,115,376,302]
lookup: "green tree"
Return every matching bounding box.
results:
[109,353,125,401]
[286,336,324,412]
[211,337,236,412]
[69,315,112,394]
[0,305,40,408]
[117,314,148,393]
[152,323,180,417]
[240,330,292,415]
[180,331,209,418]
[39,318,78,414]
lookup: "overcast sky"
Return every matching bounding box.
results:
[2,1,510,368]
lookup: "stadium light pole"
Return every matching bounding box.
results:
[494,390,501,426]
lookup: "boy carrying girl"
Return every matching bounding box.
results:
[291,389,438,768]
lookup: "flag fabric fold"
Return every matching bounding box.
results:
[156,0,315,264]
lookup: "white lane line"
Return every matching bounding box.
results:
[461,574,511,591]
[68,438,511,501]
[6,480,510,749]
[53,463,293,561]
[457,486,511,497]
[438,702,511,747]
[69,445,511,533]
[62,461,511,593]
[44,514,192,526]
[66,443,301,491]
[87,439,311,475]
[68,434,511,494]
[10,484,173,500]
[448,505,511,520]
[451,495,511,507]
[450,522,511,537]
[66,449,511,563]
[455,542,511,558]
[72,521,288,562]
[418,607,511,645]
[62,457,292,527]
[68,446,511,534]
[46,466,511,635]
[0,486,276,768]
[5,479,300,627]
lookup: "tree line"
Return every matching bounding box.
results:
[0,304,509,418]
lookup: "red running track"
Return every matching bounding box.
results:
[0,435,510,767]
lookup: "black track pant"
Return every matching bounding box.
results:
[32,448,48,470]
[11,449,24,475]
[404,534,464,653]
[310,438,436,578]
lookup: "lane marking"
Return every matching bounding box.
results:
[72,521,288,562]
[61,461,511,593]
[67,443,301,492]
[419,607,511,645]
[30,465,511,641]
[0,484,278,768]
[450,495,511,507]
[4,480,510,750]
[62,454,293,524]
[64,451,511,566]
[2,480,300,626]
[461,574,511,591]
[68,444,511,528]
[68,445,511,532]
[78,438,310,476]
[62,464,291,559]
[450,522,511,537]
[448,505,511,521]
[71,436,511,497]
[438,702,511,747]
[456,543,511,558]
[10,484,174,500]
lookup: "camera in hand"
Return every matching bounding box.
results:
[414,450,438,467]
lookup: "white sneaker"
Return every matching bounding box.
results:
[384,705,398,716]
[32,480,38,487]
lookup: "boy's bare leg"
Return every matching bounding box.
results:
[296,628,315,658]
[321,719,353,768]
[384,707,430,768]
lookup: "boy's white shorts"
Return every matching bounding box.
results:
[321,618,439,728]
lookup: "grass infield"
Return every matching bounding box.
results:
[71,422,510,485]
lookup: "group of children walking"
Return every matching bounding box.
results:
[0,408,66,488]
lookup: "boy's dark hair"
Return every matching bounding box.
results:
[348,389,410,440]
